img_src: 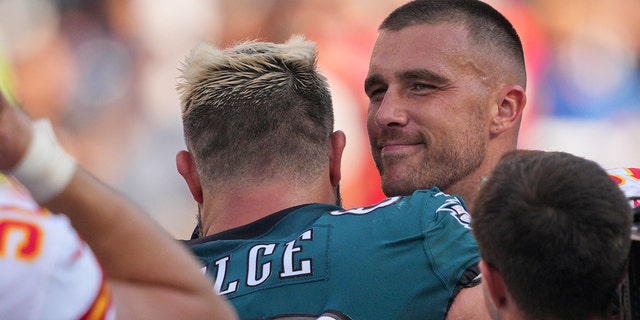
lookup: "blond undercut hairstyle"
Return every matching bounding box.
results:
[177,35,334,189]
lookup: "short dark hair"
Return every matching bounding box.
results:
[380,0,526,88]
[472,150,632,319]
[177,36,334,189]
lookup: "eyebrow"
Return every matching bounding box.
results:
[364,69,451,94]
[363,74,383,94]
[400,69,450,85]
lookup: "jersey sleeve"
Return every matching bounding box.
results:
[0,175,115,320]
[419,189,480,292]
[40,214,116,320]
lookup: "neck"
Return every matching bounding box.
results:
[444,165,492,213]
[446,145,514,213]
[199,176,337,236]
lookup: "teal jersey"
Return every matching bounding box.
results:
[186,188,480,320]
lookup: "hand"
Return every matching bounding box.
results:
[0,92,33,171]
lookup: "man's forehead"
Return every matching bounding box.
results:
[373,23,469,51]
[367,24,483,82]
[373,24,470,61]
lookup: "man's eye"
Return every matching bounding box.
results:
[412,83,436,91]
[367,88,386,100]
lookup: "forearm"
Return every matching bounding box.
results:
[44,167,205,289]
[1,96,237,319]
[6,114,201,287]
[45,166,237,319]
[445,285,491,320]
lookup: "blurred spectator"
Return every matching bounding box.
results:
[525,0,640,169]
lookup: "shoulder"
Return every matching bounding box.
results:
[0,178,110,319]
[0,175,44,212]
[0,181,92,273]
[327,188,471,229]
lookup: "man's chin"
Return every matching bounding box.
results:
[381,178,418,197]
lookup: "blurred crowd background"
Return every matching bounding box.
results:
[1,0,639,238]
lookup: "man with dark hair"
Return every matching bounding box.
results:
[177,35,486,319]
[472,150,632,319]
[365,0,527,211]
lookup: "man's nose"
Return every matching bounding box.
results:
[374,90,408,129]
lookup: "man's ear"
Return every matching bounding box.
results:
[490,84,526,136]
[329,130,346,187]
[479,260,508,309]
[176,150,203,204]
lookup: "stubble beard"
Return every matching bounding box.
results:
[376,126,487,197]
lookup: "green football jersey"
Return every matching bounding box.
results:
[186,187,480,319]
